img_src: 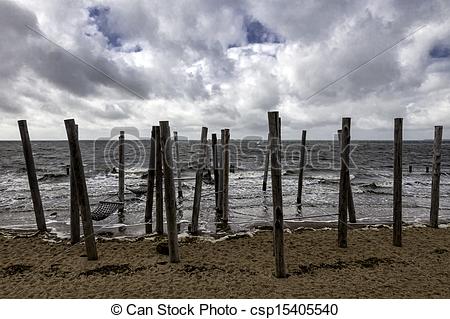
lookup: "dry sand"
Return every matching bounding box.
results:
[0,226,449,298]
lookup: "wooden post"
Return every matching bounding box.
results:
[338,118,351,248]
[159,121,180,263]
[17,120,47,232]
[204,132,213,183]
[155,126,164,235]
[144,127,157,234]
[212,134,219,210]
[64,119,97,260]
[430,125,443,228]
[296,130,307,212]
[409,165,413,173]
[222,129,230,223]
[262,133,270,191]
[174,131,183,198]
[192,127,208,234]
[338,129,356,223]
[70,125,80,244]
[217,130,224,218]
[393,118,403,247]
[118,131,125,215]
[268,112,286,278]
[426,166,430,173]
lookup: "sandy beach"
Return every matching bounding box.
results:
[0,226,449,298]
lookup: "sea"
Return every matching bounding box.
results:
[1,139,449,238]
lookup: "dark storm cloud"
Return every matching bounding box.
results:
[2,0,450,140]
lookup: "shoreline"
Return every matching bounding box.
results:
[1,226,450,298]
[2,219,448,241]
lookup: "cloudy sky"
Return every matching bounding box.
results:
[1,0,450,140]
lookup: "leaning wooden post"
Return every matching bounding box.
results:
[262,133,270,191]
[192,127,208,234]
[296,130,307,212]
[212,134,219,210]
[70,124,80,244]
[118,131,125,215]
[155,126,164,234]
[159,121,180,263]
[268,112,287,278]
[64,119,97,260]
[338,129,356,223]
[173,131,183,198]
[144,127,157,234]
[222,129,230,223]
[17,120,47,232]
[393,118,403,247]
[338,118,351,248]
[430,125,443,228]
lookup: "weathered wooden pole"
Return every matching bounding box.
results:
[70,124,80,244]
[430,125,443,228]
[296,130,307,212]
[393,118,403,247]
[204,132,213,183]
[118,131,125,216]
[262,133,270,191]
[64,119,97,260]
[268,112,286,278]
[212,133,219,210]
[144,127,157,234]
[159,121,180,263]
[222,128,230,223]
[155,126,164,234]
[192,127,208,234]
[173,131,183,198]
[17,120,47,232]
[338,118,351,248]
[338,129,356,223]
[217,130,225,218]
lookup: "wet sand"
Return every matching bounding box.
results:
[0,226,449,298]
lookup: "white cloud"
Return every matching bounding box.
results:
[1,0,450,140]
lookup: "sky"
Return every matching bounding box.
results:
[1,0,450,140]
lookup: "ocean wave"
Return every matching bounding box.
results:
[38,173,68,182]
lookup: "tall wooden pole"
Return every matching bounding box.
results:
[159,121,180,263]
[192,127,208,234]
[212,134,219,211]
[64,119,97,260]
[393,118,403,247]
[155,126,164,234]
[174,131,183,198]
[338,129,356,223]
[17,120,47,232]
[296,130,307,212]
[70,124,80,244]
[268,112,286,278]
[217,130,224,218]
[222,129,230,223]
[118,131,125,216]
[430,125,443,228]
[144,127,157,234]
[338,118,351,248]
[262,133,270,191]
